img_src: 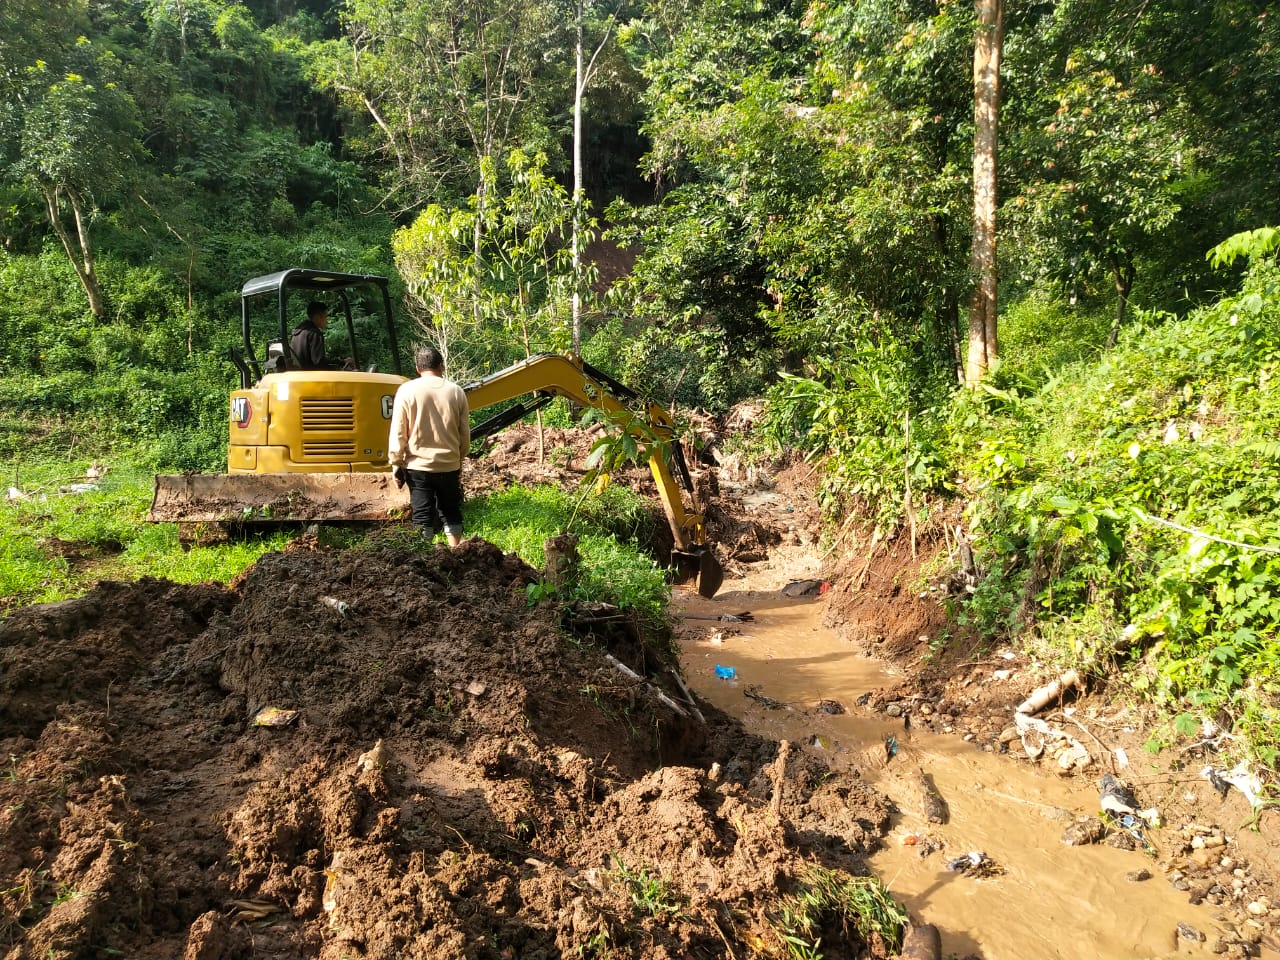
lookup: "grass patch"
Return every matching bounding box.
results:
[467,483,670,621]
[1,460,670,627]
[0,458,292,609]
[770,868,908,960]
[956,256,1280,768]
[609,855,687,922]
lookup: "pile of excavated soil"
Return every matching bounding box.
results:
[0,537,896,960]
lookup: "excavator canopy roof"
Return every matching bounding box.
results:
[241,268,390,299]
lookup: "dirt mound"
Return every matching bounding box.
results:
[0,538,895,959]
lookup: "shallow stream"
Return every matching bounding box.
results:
[674,570,1272,960]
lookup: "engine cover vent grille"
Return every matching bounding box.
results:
[300,397,355,432]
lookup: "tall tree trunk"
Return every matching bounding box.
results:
[42,183,106,320]
[1106,254,1136,348]
[571,0,585,355]
[965,0,1002,387]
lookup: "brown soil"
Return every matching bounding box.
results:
[0,435,893,960]
[3,422,1277,959]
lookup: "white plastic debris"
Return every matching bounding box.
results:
[1203,761,1265,811]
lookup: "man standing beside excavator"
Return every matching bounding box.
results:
[388,346,470,546]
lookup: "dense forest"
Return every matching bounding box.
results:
[2,1,1280,762]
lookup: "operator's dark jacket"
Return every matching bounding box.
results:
[289,320,334,370]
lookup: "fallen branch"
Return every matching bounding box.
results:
[1133,508,1280,554]
[604,654,689,719]
[667,668,706,724]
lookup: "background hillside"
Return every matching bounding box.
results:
[2,1,1280,763]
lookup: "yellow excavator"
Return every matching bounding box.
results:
[149,268,724,597]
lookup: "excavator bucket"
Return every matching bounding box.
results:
[149,473,407,525]
[697,547,725,599]
[673,545,724,599]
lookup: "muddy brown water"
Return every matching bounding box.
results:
[675,567,1276,960]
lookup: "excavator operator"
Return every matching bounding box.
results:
[290,302,354,370]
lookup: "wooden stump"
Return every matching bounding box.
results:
[544,534,580,593]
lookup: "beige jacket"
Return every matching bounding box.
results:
[388,374,471,472]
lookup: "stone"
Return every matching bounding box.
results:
[1061,818,1107,846]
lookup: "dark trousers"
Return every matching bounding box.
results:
[405,469,463,537]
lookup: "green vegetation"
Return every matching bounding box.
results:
[769,868,908,960]
[954,243,1280,766]
[2,0,1280,770]
[0,460,291,608]
[609,855,687,922]
[0,461,667,625]
[467,483,670,622]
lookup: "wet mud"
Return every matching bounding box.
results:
[2,423,1278,959]
[1,536,892,959]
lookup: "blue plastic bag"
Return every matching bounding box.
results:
[714,664,736,680]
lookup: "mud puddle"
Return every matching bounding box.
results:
[674,572,1269,960]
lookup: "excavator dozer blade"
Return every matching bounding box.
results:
[149,473,407,524]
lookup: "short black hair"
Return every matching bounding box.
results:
[415,346,444,373]
[306,301,328,320]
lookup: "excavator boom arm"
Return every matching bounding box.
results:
[464,354,707,552]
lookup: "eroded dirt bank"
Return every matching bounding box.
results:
[1,538,896,959]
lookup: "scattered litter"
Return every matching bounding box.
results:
[1114,746,1130,769]
[714,664,736,680]
[991,669,1013,681]
[945,851,1003,878]
[1098,774,1159,852]
[707,630,726,645]
[1202,761,1265,810]
[854,691,874,707]
[808,734,831,750]
[1099,773,1159,825]
[816,699,845,715]
[6,487,25,501]
[65,482,99,494]
[465,681,487,697]
[744,684,787,710]
[320,596,354,619]
[858,736,896,771]
[900,832,921,846]
[781,579,829,598]
[252,706,299,728]
[1014,712,1092,771]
